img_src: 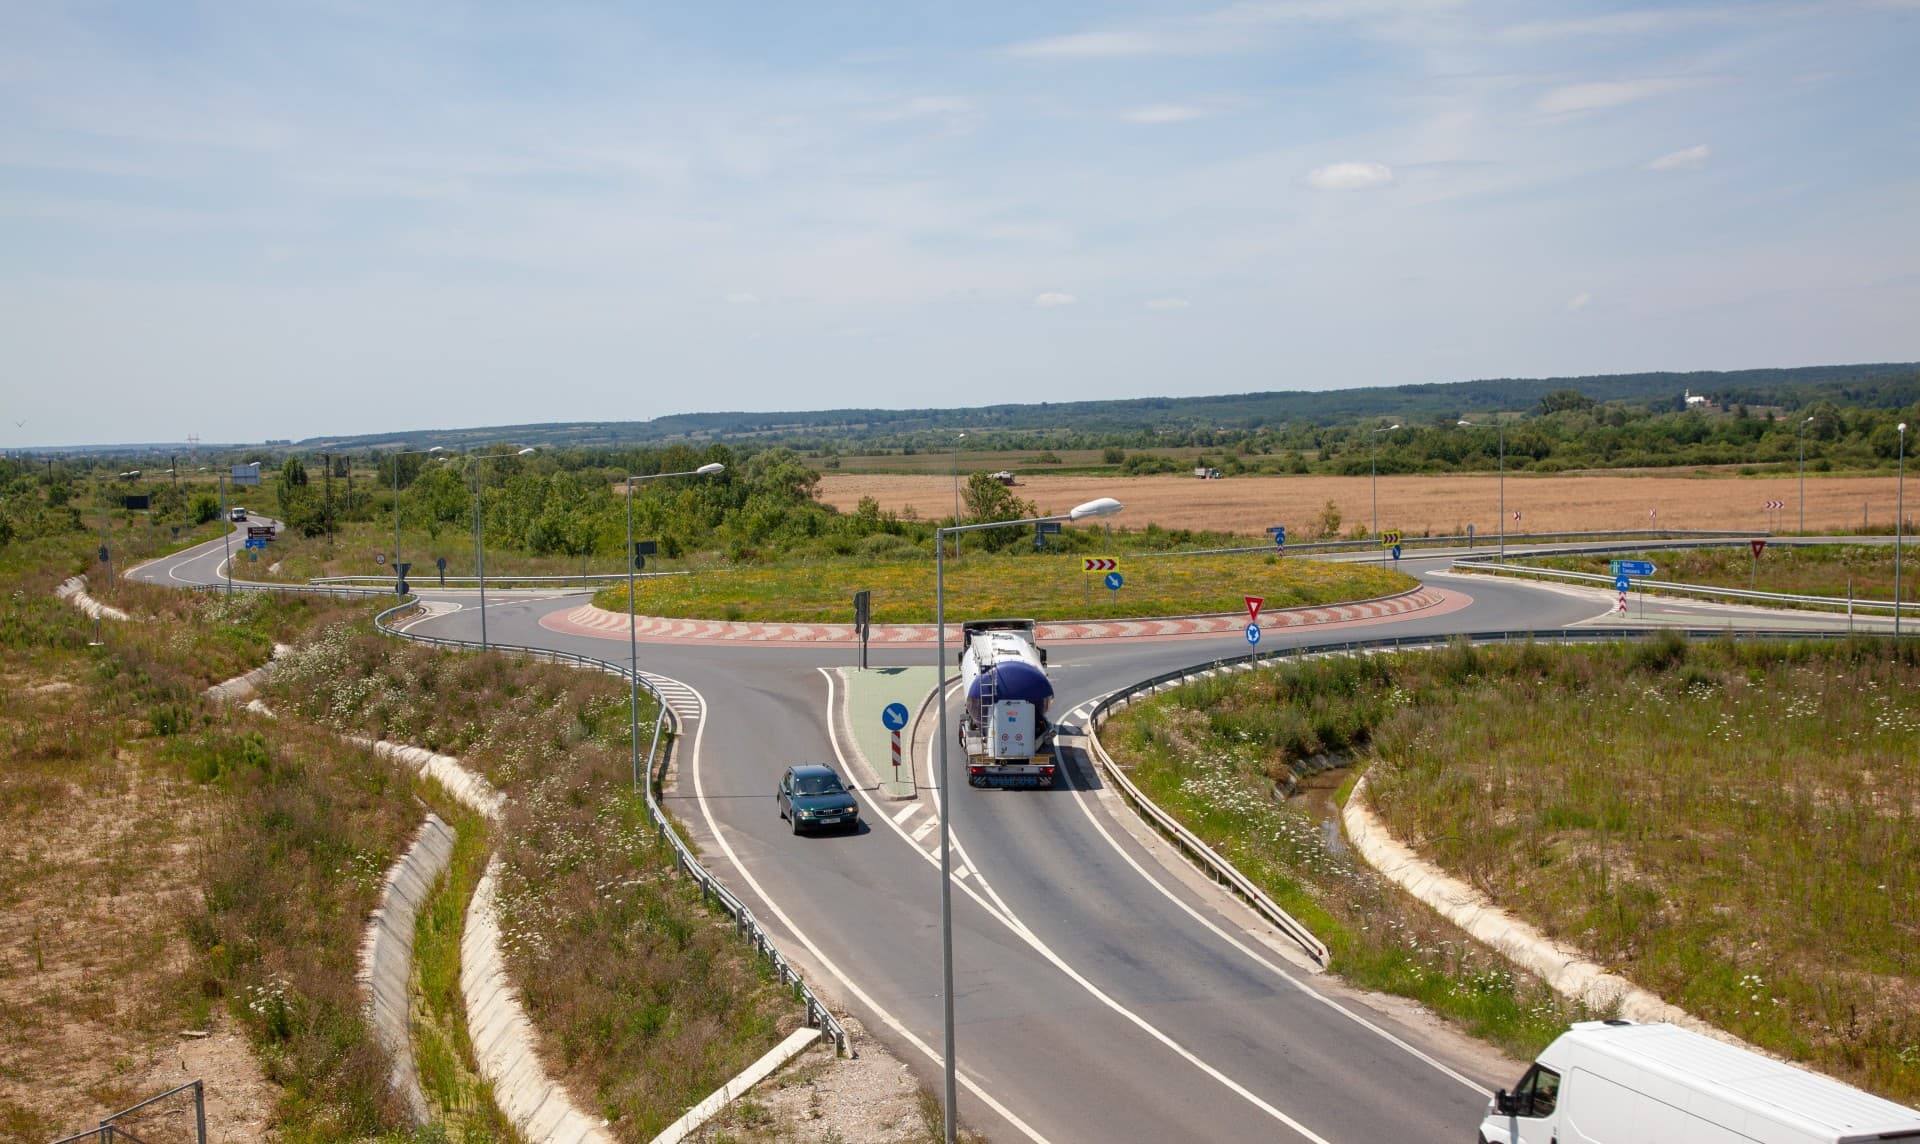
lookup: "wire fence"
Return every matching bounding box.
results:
[48,1080,205,1144]
[371,601,853,1056]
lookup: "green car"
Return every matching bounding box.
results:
[777,765,861,835]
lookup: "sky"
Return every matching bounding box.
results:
[3,1,1918,449]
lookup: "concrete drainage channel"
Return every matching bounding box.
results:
[65,575,839,1143]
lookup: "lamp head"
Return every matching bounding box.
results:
[427,446,444,454]
[515,447,537,456]
[695,462,726,476]
[1068,497,1123,520]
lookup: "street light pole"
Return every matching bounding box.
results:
[932,495,1122,1144]
[470,447,536,651]
[624,462,725,791]
[1370,423,1400,537]
[391,446,443,593]
[1798,416,1814,534]
[951,432,966,559]
[1897,422,1907,639]
[218,473,232,596]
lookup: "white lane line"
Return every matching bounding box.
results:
[891,803,922,825]
[911,818,938,842]
[822,671,1334,1144]
[700,672,1051,1144]
[1058,744,1490,1096]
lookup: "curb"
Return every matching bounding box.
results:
[463,857,614,1144]
[1342,775,1727,1035]
[357,814,457,1125]
[55,575,129,622]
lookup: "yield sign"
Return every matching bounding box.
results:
[1750,539,1767,558]
[1244,595,1264,623]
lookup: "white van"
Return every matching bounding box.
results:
[1481,1020,1920,1144]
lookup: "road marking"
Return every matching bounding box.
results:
[1056,740,1490,1097]
[911,818,938,842]
[698,672,1051,1144]
[822,671,1336,1143]
[891,803,921,824]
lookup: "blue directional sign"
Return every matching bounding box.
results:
[1245,622,1262,646]
[1266,525,1286,551]
[1614,575,1631,592]
[1611,560,1656,577]
[881,702,910,731]
[1391,544,1402,561]
[1105,571,1123,591]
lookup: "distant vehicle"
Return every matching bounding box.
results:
[1480,1020,1920,1144]
[1193,467,1222,479]
[956,619,1056,787]
[229,507,248,522]
[989,470,1017,486]
[776,765,860,834]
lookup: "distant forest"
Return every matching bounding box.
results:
[276,361,1919,461]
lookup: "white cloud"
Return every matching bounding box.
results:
[724,292,760,304]
[1567,292,1592,311]
[1123,104,1209,125]
[1307,161,1395,190]
[1537,78,1707,116]
[1003,32,1172,58]
[1033,292,1078,308]
[1499,8,1739,44]
[1646,144,1711,171]
[1146,297,1191,310]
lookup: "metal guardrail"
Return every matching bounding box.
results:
[1453,558,1908,616]
[49,1079,205,1144]
[1170,527,1764,560]
[313,572,691,587]
[1082,622,1893,968]
[370,601,853,1056]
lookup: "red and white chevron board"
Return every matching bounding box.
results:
[1764,500,1784,510]
[541,586,1464,645]
[1082,557,1118,571]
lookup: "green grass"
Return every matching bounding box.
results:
[593,552,1415,624]
[410,794,522,1143]
[269,626,800,1141]
[1103,635,1920,1102]
[1522,543,1910,603]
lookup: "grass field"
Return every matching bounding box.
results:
[1103,636,1920,1102]
[1524,543,1911,602]
[594,551,1414,623]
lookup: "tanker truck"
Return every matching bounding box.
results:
[956,619,1057,788]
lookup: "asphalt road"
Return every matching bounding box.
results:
[124,538,1831,1142]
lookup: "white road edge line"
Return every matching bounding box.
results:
[693,671,1053,1144]
[824,670,1335,1144]
[1058,733,1490,1096]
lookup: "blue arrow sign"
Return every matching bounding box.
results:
[1105,571,1123,591]
[881,702,910,731]
[1245,622,1262,646]
[1614,575,1631,592]
[1391,544,1402,561]
[1266,525,1286,550]
[1611,560,1656,577]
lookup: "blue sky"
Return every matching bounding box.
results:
[3,1,1917,447]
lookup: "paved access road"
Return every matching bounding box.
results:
[125,537,1833,1142]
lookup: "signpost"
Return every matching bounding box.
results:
[1610,560,1656,617]
[396,562,411,597]
[1245,622,1261,646]
[1082,557,1118,572]
[1244,596,1264,624]
[1750,538,1767,588]
[1034,521,1061,551]
[1104,571,1123,593]
[1266,526,1286,552]
[1381,530,1402,546]
[436,556,447,586]
[633,539,658,570]
[231,464,260,487]
[882,702,910,787]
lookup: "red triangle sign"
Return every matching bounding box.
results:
[1750,539,1767,558]
[1244,595,1264,623]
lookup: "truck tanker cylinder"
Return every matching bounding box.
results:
[965,661,1053,724]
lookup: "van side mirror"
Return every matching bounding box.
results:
[1038,649,1048,666]
[1493,1088,1517,1116]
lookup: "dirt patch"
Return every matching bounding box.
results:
[818,472,1910,538]
[691,1028,957,1143]
[0,676,275,1142]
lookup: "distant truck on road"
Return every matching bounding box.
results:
[1193,466,1222,479]
[956,619,1057,788]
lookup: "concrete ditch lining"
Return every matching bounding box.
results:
[357,814,456,1125]
[55,574,129,622]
